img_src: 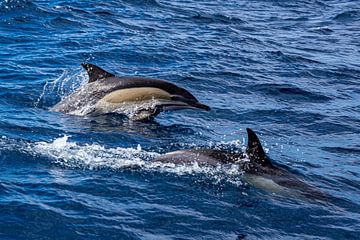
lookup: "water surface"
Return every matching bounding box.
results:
[0,0,360,239]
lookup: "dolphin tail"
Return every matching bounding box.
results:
[81,63,115,83]
[246,128,272,167]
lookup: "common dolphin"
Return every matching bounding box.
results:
[51,64,210,120]
[154,128,326,201]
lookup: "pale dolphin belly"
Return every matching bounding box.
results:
[244,174,287,194]
[100,87,172,103]
[93,87,204,119]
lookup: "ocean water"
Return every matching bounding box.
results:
[0,0,360,239]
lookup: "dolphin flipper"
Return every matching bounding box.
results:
[81,63,115,83]
[246,128,272,167]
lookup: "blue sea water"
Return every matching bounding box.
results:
[0,0,360,239]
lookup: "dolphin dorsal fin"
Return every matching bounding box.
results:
[81,63,115,83]
[246,128,272,167]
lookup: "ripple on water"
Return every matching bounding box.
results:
[334,10,360,22]
[46,16,87,29]
[251,83,332,103]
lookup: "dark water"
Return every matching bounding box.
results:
[1,0,360,239]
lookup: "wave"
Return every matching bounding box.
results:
[0,0,34,11]
[268,50,322,65]
[310,27,333,35]
[251,83,331,103]
[0,0,51,16]
[334,10,360,22]
[192,13,245,25]
[321,146,360,155]
[122,0,160,8]
[46,16,86,29]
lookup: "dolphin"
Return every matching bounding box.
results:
[51,64,210,120]
[154,128,326,201]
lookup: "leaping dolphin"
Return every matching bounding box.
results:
[154,128,326,201]
[51,64,210,120]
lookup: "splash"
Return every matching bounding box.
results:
[33,135,156,170]
[29,135,246,186]
[0,133,248,187]
[35,68,87,108]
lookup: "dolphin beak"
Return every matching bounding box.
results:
[192,102,211,111]
[170,96,211,111]
[196,102,211,111]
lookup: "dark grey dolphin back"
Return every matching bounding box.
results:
[81,63,197,101]
[154,149,241,166]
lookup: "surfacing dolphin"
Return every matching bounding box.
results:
[51,64,210,120]
[154,128,326,201]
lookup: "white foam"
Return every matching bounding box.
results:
[0,134,247,187]
[69,98,162,118]
[28,136,246,186]
[32,136,155,170]
[51,135,69,148]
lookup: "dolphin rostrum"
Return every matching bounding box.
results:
[154,128,326,201]
[51,64,210,120]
